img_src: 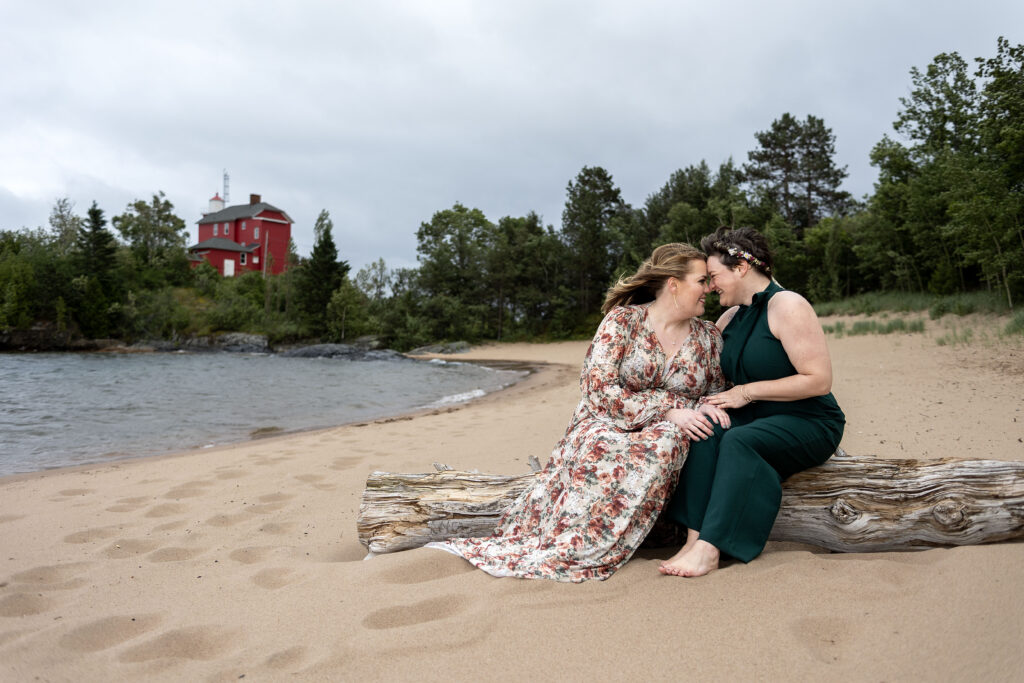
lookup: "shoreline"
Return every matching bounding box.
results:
[0,355,550,485]
[1,335,1021,681]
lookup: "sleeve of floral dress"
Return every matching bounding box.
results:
[579,306,676,430]
[690,320,730,410]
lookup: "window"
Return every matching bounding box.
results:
[254,255,260,265]
[213,223,218,236]
[254,226,260,239]
[241,221,246,231]
[240,253,247,266]
[225,223,230,236]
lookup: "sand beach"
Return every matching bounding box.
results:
[1,317,1022,681]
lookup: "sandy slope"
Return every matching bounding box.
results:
[1,320,1022,681]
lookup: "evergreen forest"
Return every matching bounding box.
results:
[2,40,1023,350]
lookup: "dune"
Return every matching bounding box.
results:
[1,319,1022,681]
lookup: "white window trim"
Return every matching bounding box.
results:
[240,253,247,265]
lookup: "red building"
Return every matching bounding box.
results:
[188,193,293,276]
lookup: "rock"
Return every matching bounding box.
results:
[407,341,471,355]
[279,344,361,359]
[214,333,269,353]
[277,343,410,361]
[362,349,412,362]
[352,335,384,350]
[134,340,181,352]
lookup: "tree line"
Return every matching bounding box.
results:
[2,38,1021,350]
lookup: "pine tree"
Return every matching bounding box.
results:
[296,209,349,337]
[744,114,850,233]
[561,166,629,316]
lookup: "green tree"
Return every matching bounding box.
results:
[48,197,83,257]
[354,258,392,302]
[895,52,979,159]
[561,166,630,317]
[744,114,850,233]
[415,203,491,340]
[326,278,369,341]
[112,192,190,287]
[70,201,120,337]
[295,209,349,337]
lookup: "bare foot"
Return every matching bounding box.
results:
[658,528,699,570]
[658,539,720,577]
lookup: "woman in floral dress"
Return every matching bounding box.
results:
[428,243,729,582]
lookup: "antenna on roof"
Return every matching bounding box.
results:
[223,169,230,204]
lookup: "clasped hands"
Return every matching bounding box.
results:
[665,401,731,441]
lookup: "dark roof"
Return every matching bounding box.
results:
[197,202,293,225]
[188,238,260,253]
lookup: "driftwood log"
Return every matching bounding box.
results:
[357,449,1024,554]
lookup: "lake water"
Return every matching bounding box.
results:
[0,352,527,477]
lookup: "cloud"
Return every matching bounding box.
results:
[1,0,1020,271]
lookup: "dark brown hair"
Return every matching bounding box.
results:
[699,226,773,277]
[602,243,705,314]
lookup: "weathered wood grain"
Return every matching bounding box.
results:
[357,451,1024,554]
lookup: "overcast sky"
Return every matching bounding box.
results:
[1,1,1020,273]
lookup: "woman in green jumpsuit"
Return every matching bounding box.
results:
[660,227,845,577]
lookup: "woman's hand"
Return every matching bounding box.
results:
[705,386,754,411]
[665,408,716,441]
[698,401,731,430]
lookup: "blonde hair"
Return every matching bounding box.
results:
[601,243,705,314]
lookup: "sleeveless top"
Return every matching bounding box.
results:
[721,281,845,424]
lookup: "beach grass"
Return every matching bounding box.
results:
[822,318,926,337]
[813,291,1010,319]
[1005,310,1024,336]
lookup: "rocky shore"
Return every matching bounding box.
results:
[0,325,428,361]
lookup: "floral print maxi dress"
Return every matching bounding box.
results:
[428,304,727,582]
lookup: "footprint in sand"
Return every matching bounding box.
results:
[106,496,152,512]
[258,522,295,536]
[292,545,364,563]
[0,514,25,524]
[294,473,338,490]
[57,488,93,497]
[228,546,276,564]
[265,645,308,670]
[258,492,294,503]
[251,567,300,590]
[148,547,203,563]
[64,526,121,544]
[251,455,293,467]
[0,593,56,617]
[361,595,469,630]
[117,625,236,662]
[205,512,250,527]
[247,502,288,514]
[102,539,160,559]
[162,481,214,499]
[59,614,162,652]
[215,469,248,480]
[328,456,364,471]
[151,520,189,533]
[376,555,476,585]
[7,562,93,591]
[790,615,856,663]
[145,502,188,518]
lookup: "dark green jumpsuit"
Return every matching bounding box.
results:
[665,281,845,562]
